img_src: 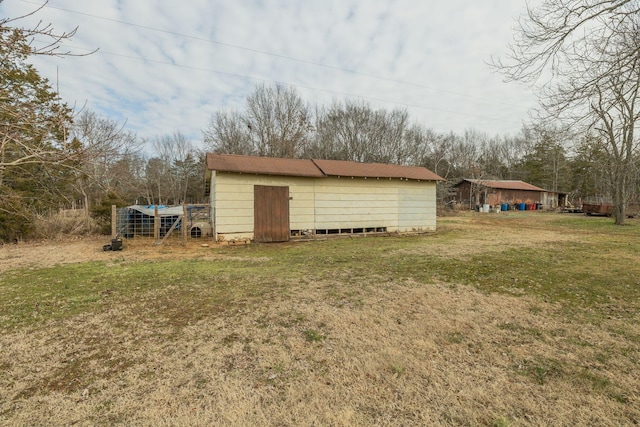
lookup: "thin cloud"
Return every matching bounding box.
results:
[3,0,534,144]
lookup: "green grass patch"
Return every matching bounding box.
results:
[303,329,326,342]
[435,243,640,316]
[2,215,639,331]
[0,258,280,330]
[547,215,639,233]
[1,214,639,425]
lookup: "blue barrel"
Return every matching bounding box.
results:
[501,203,509,211]
[519,203,526,211]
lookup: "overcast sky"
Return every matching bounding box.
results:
[3,0,538,146]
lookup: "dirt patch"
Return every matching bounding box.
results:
[0,214,576,272]
[0,237,106,271]
[0,236,249,272]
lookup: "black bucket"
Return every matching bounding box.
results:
[111,238,123,251]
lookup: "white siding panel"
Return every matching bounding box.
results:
[398,182,436,231]
[211,172,438,239]
[314,177,400,230]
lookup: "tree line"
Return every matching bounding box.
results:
[2,2,640,241]
[1,9,206,240]
[204,83,631,205]
[494,0,640,224]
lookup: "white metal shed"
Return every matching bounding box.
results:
[205,154,443,242]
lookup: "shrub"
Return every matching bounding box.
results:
[33,209,99,239]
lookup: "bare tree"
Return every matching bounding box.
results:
[370,108,410,164]
[153,132,195,204]
[317,101,371,162]
[311,100,410,164]
[144,157,169,205]
[203,84,311,158]
[477,136,510,180]
[451,130,482,178]
[0,1,95,58]
[502,131,534,174]
[407,126,452,178]
[109,152,149,203]
[203,110,252,155]
[70,111,140,212]
[495,0,640,224]
[245,84,312,158]
[304,105,344,160]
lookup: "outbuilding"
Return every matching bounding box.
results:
[205,153,444,242]
[453,178,567,211]
[117,204,210,238]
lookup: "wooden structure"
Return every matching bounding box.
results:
[454,179,566,210]
[582,203,613,216]
[114,204,210,242]
[582,197,614,216]
[205,154,444,243]
[253,185,290,243]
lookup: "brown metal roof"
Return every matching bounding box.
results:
[206,153,325,177]
[462,179,546,192]
[312,159,444,181]
[206,153,444,181]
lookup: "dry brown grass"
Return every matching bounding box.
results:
[1,213,639,426]
[32,210,100,240]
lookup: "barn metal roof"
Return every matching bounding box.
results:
[312,159,444,181]
[206,153,325,177]
[206,153,444,181]
[460,179,546,192]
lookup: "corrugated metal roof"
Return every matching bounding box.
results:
[206,153,444,181]
[312,159,444,181]
[206,153,325,177]
[462,179,546,192]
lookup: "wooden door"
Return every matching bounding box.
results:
[254,185,290,243]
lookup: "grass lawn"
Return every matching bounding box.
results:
[1,212,639,425]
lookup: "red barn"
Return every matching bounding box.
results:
[454,179,565,211]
